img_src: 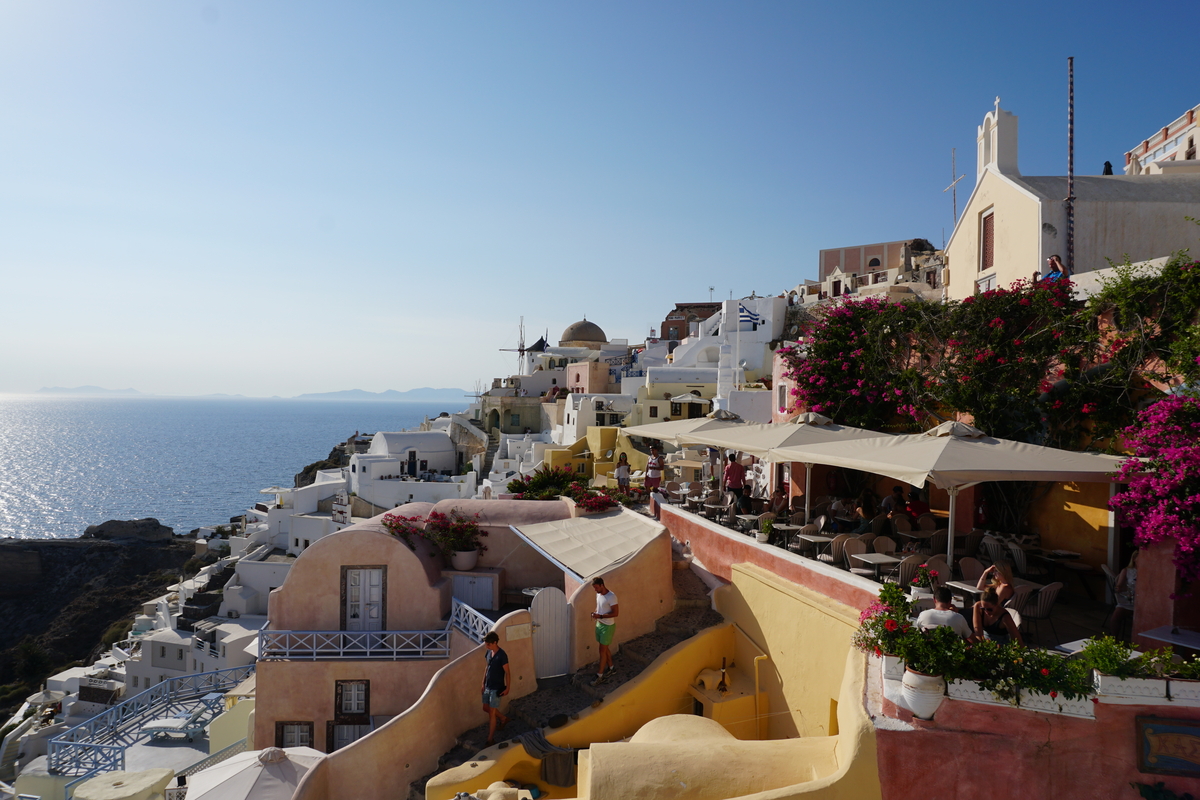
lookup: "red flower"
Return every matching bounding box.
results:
[1050,691,1058,699]
[1040,668,1050,676]
[884,619,898,632]
[874,647,883,657]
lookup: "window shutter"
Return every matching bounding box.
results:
[981,214,995,271]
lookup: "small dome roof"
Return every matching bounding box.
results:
[559,319,607,346]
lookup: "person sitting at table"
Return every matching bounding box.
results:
[769,486,789,517]
[1110,550,1138,635]
[917,587,972,639]
[852,493,877,534]
[904,488,931,519]
[976,561,1015,604]
[972,588,1024,646]
[880,485,906,515]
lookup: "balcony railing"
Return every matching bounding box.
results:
[258,630,451,660]
[259,598,496,660]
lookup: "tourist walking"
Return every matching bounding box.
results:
[481,632,510,745]
[644,447,664,493]
[590,577,619,685]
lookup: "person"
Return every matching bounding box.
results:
[1111,551,1139,635]
[917,587,972,639]
[852,493,877,534]
[904,489,931,519]
[972,588,1023,646]
[644,447,664,493]
[976,561,1015,604]
[723,451,746,506]
[769,486,789,517]
[591,577,619,685]
[880,486,906,515]
[614,452,631,490]
[481,632,510,745]
[1043,254,1070,283]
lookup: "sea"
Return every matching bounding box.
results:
[0,396,465,541]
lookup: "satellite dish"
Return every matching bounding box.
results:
[738,359,749,369]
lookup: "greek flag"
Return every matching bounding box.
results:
[738,304,761,325]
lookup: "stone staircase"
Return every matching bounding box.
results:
[407,567,722,799]
[481,432,501,478]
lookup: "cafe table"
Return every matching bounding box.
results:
[850,552,900,580]
[944,580,984,604]
[793,532,832,556]
[735,514,759,533]
[772,523,800,547]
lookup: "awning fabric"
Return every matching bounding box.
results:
[510,510,666,580]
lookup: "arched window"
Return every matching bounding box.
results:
[868,257,881,268]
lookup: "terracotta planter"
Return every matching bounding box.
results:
[450,549,480,571]
[901,668,946,720]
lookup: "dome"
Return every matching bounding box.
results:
[559,319,608,346]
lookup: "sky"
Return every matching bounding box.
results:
[2,1,1197,398]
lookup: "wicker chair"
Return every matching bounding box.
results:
[891,515,913,536]
[843,539,876,578]
[873,536,897,555]
[870,514,890,536]
[817,534,852,568]
[923,530,949,560]
[1007,542,1051,580]
[886,554,924,586]
[958,557,985,584]
[1004,583,1036,615]
[917,513,938,531]
[1022,582,1063,646]
[979,536,1006,566]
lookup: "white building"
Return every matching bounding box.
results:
[347,431,476,508]
[1125,101,1199,175]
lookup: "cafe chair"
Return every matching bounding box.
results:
[873,536,897,555]
[1007,542,1051,580]
[842,539,876,578]
[817,533,852,568]
[958,557,985,584]
[1022,582,1063,646]
[917,513,938,531]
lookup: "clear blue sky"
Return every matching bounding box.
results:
[2,1,1197,397]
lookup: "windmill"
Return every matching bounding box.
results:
[498,317,526,374]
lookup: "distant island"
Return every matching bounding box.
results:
[33,386,469,402]
[36,386,143,396]
[293,388,469,402]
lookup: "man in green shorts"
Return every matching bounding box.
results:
[590,577,619,685]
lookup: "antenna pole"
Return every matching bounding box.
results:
[1066,56,1076,273]
[943,147,965,225]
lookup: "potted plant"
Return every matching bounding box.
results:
[1167,655,1200,702]
[1079,636,1168,700]
[895,625,966,720]
[757,518,773,544]
[852,583,913,681]
[381,509,488,570]
[947,638,1015,706]
[909,563,940,599]
[1013,647,1095,717]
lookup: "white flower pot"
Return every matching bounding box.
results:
[756,531,771,543]
[1018,689,1096,718]
[1093,672,1167,700]
[881,654,905,681]
[910,586,933,601]
[901,668,946,720]
[451,549,480,571]
[946,679,1009,707]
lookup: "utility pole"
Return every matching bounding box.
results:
[1066,57,1076,274]
[943,148,965,224]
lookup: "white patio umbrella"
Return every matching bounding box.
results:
[185,746,325,800]
[622,411,748,447]
[768,421,1127,566]
[26,687,66,706]
[686,412,890,521]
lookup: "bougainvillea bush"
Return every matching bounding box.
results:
[1110,395,1200,582]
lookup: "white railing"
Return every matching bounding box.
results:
[258,630,450,660]
[49,665,254,776]
[449,599,493,644]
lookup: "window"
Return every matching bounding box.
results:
[778,384,787,411]
[351,463,356,473]
[159,646,166,658]
[133,676,139,688]
[222,645,227,658]
[332,724,371,751]
[976,274,997,293]
[177,648,184,660]
[868,257,881,268]
[277,722,314,749]
[980,211,995,272]
[670,402,682,417]
[649,406,658,418]
[340,681,368,715]
[510,414,520,427]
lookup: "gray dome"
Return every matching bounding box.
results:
[559,319,607,346]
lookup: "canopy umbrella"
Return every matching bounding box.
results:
[685,412,890,521]
[622,411,748,448]
[186,746,325,800]
[26,687,66,706]
[768,420,1127,566]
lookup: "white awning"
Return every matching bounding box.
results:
[510,510,666,581]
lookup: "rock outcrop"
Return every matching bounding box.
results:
[83,518,174,542]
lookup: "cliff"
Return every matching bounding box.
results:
[0,532,195,716]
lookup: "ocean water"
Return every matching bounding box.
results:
[0,396,465,540]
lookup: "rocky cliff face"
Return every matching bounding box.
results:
[0,532,194,716]
[294,444,346,488]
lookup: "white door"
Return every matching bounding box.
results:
[453,573,496,610]
[530,587,571,679]
[346,568,383,631]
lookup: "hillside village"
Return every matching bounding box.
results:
[4,99,1200,800]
